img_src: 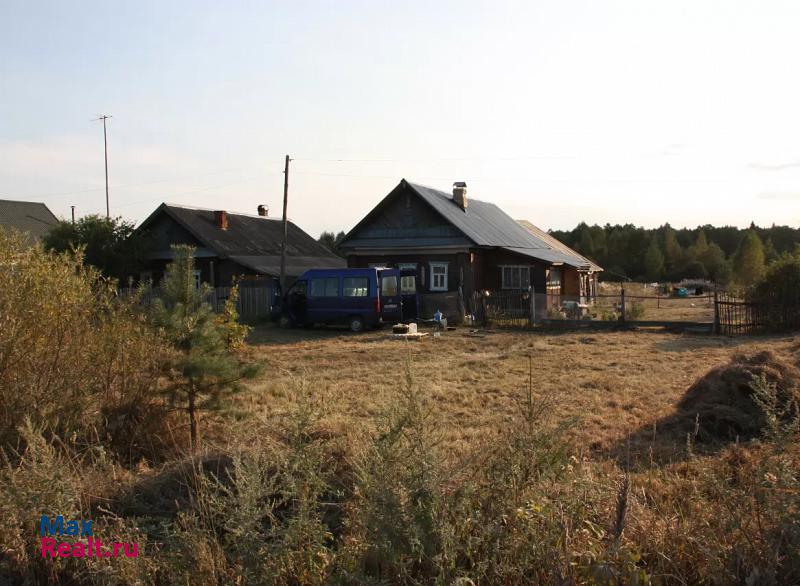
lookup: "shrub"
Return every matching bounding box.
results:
[0,229,168,459]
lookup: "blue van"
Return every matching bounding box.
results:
[275,267,419,332]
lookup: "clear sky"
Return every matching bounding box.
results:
[1,1,799,237]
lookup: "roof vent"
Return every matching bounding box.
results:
[453,181,468,210]
[214,210,228,230]
[257,204,269,217]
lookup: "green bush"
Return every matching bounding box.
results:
[0,229,168,458]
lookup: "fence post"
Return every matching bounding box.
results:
[713,287,720,334]
[620,284,626,322]
[481,293,487,327]
[528,285,536,327]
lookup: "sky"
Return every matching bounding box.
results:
[1,0,799,237]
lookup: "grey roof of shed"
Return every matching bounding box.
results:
[137,203,345,276]
[0,199,59,244]
[342,180,601,270]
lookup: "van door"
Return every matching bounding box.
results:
[307,276,340,324]
[399,271,419,321]
[379,270,402,323]
[284,279,308,325]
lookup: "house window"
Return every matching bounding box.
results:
[501,266,530,290]
[343,277,369,297]
[310,277,339,297]
[193,270,202,289]
[429,262,448,291]
[397,262,417,271]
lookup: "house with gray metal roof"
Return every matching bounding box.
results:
[338,179,602,319]
[0,199,59,246]
[135,203,345,286]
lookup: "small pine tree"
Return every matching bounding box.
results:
[150,245,257,450]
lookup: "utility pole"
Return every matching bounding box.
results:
[71,206,75,224]
[95,115,112,218]
[279,154,291,291]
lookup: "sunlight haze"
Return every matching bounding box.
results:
[2,0,799,235]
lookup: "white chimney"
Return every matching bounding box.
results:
[453,181,468,210]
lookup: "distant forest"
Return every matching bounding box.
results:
[549,223,800,285]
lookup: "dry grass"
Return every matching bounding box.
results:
[237,324,796,461]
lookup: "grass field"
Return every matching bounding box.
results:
[240,324,795,460]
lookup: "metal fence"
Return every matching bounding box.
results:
[119,285,274,320]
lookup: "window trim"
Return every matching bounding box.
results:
[429,262,449,292]
[500,265,531,290]
[192,270,202,290]
[397,262,418,271]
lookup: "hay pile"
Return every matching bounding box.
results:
[677,350,800,442]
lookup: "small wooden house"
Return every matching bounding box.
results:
[0,199,58,246]
[338,179,601,319]
[135,203,345,287]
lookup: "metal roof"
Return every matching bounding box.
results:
[406,182,601,270]
[0,199,59,245]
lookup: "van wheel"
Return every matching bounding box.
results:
[278,314,293,329]
[349,316,365,333]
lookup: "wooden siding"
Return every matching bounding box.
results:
[348,186,462,241]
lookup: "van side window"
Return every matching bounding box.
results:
[343,277,368,297]
[381,275,398,296]
[400,275,416,294]
[310,277,339,297]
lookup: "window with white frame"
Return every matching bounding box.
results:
[501,265,530,290]
[193,270,202,289]
[429,262,448,291]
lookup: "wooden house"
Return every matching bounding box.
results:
[338,179,601,319]
[135,203,345,287]
[0,199,58,246]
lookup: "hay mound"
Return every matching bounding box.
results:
[677,351,800,441]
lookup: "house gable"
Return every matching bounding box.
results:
[341,180,474,250]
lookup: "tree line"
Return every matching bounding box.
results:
[549,222,800,286]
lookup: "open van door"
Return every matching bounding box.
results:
[378,270,402,324]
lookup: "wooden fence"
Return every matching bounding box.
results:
[715,292,800,335]
[120,285,274,320]
[470,288,799,335]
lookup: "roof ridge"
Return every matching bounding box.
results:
[163,202,283,221]
[405,181,496,206]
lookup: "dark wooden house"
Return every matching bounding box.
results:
[0,199,58,246]
[338,179,601,319]
[135,203,345,286]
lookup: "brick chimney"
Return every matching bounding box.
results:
[257,204,269,217]
[214,210,228,230]
[452,181,468,210]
